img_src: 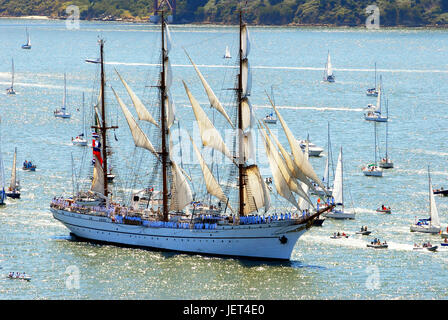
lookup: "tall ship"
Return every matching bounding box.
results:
[50,9,332,261]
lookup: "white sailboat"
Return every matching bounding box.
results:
[72,93,87,146]
[21,28,31,49]
[50,11,333,261]
[366,62,378,96]
[379,111,393,169]
[362,122,383,177]
[263,86,277,124]
[313,122,333,197]
[54,73,71,118]
[0,119,6,205]
[223,46,231,59]
[6,147,20,199]
[364,76,388,122]
[6,58,16,95]
[324,147,355,219]
[323,50,335,82]
[410,167,441,234]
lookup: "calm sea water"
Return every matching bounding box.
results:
[0,18,448,300]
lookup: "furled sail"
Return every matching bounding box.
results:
[169,160,193,212]
[241,59,252,97]
[182,80,234,162]
[190,136,233,212]
[332,147,343,205]
[241,98,255,132]
[91,155,104,195]
[243,165,270,215]
[165,93,176,129]
[185,51,234,128]
[115,69,158,127]
[273,105,328,194]
[164,23,172,54]
[111,87,158,156]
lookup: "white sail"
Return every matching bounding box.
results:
[91,155,104,195]
[185,51,234,128]
[9,147,16,190]
[170,160,193,212]
[165,93,176,129]
[11,58,14,89]
[273,105,328,194]
[164,24,172,55]
[241,98,255,132]
[241,59,252,97]
[27,28,31,45]
[112,87,158,156]
[182,81,234,162]
[323,156,329,186]
[241,25,250,59]
[115,69,158,127]
[190,136,233,212]
[326,51,333,77]
[332,147,343,205]
[429,178,440,228]
[62,73,67,111]
[224,46,231,58]
[375,82,382,112]
[243,165,271,215]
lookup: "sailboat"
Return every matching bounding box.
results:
[362,122,383,177]
[6,58,16,95]
[72,93,87,146]
[21,28,31,49]
[379,111,393,169]
[0,120,6,205]
[263,86,277,124]
[50,10,333,261]
[323,147,355,219]
[6,147,20,199]
[312,122,333,197]
[54,73,71,118]
[366,62,378,96]
[410,167,441,234]
[223,46,231,59]
[364,76,388,122]
[323,50,335,82]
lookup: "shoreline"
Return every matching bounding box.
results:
[1,15,447,29]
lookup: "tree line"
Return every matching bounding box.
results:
[1,0,448,26]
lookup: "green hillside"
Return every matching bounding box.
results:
[1,0,448,26]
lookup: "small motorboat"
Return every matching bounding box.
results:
[433,188,448,196]
[298,139,324,157]
[367,239,388,249]
[263,114,277,124]
[366,88,378,97]
[376,206,391,214]
[22,161,36,171]
[414,242,438,252]
[72,135,87,146]
[7,272,31,281]
[440,242,448,247]
[356,230,372,236]
[330,233,349,239]
[367,243,388,249]
[85,58,100,64]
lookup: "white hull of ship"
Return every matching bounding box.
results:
[51,208,308,260]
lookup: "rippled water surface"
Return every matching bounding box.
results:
[0,19,448,299]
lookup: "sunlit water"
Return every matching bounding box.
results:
[0,19,448,299]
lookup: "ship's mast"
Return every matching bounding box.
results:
[238,10,245,217]
[160,10,169,221]
[96,39,117,198]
